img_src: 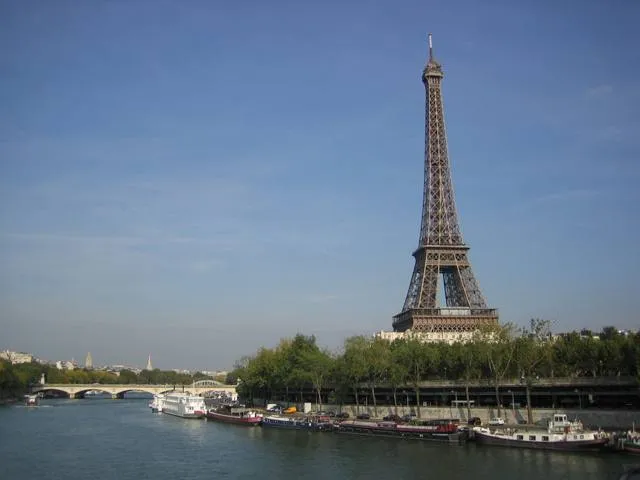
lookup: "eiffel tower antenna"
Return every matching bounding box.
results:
[392,34,498,337]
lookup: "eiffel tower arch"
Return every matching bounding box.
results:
[392,35,498,337]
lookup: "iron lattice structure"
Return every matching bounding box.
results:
[393,35,498,333]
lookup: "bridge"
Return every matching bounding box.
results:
[32,380,237,399]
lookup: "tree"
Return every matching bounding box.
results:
[393,337,433,418]
[306,348,333,410]
[341,336,369,413]
[480,324,516,419]
[364,337,391,418]
[454,338,481,420]
[515,321,551,424]
[387,346,408,413]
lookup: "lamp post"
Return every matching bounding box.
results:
[508,390,515,416]
[451,390,458,404]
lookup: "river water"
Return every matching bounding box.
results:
[0,396,635,480]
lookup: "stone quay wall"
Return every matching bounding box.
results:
[317,404,640,430]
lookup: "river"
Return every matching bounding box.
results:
[0,396,635,479]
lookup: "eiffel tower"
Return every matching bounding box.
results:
[393,34,498,335]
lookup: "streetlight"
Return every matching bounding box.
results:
[508,390,515,415]
[451,390,458,404]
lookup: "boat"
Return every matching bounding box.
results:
[261,413,335,430]
[161,392,206,419]
[84,390,105,397]
[335,418,464,444]
[622,437,640,454]
[206,406,263,426]
[261,415,309,429]
[24,394,39,407]
[473,413,609,451]
[149,394,165,413]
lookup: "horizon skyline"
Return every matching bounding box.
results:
[2,1,639,370]
[3,322,638,372]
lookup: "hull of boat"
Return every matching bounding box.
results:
[474,430,608,451]
[623,442,640,455]
[335,422,464,444]
[162,409,205,419]
[261,416,307,429]
[206,411,262,426]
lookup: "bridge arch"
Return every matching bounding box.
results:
[36,387,75,398]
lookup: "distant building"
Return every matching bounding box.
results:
[85,352,93,369]
[56,360,76,370]
[146,355,152,370]
[0,350,34,364]
[201,370,228,378]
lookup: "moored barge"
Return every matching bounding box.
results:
[261,414,334,431]
[334,418,465,444]
[261,415,308,429]
[473,413,608,452]
[623,438,640,455]
[206,406,263,426]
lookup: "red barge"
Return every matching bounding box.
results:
[335,418,465,444]
[206,406,263,426]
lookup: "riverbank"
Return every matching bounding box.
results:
[319,404,640,430]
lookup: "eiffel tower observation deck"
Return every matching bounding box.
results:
[392,35,498,337]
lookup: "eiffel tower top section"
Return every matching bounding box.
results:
[418,33,464,249]
[423,33,443,78]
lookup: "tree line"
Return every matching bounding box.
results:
[0,361,227,401]
[232,321,640,423]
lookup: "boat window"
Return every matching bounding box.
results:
[580,435,584,439]
[542,436,549,441]
[517,435,523,440]
[529,435,536,441]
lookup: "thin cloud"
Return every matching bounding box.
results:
[307,293,340,304]
[585,84,613,98]
[531,189,601,205]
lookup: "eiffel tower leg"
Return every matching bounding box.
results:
[442,268,468,307]
[457,266,488,309]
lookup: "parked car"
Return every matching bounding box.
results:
[266,406,282,413]
[467,417,482,426]
[335,412,350,419]
[401,413,417,422]
[356,413,371,420]
[488,417,505,426]
[383,414,403,422]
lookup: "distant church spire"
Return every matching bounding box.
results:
[85,352,93,369]
[146,354,152,370]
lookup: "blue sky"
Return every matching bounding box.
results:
[1,0,639,370]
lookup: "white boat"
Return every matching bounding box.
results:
[473,413,608,451]
[160,393,206,419]
[149,394,165,413]
[24,394,39,407]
